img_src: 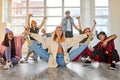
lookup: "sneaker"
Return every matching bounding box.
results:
[82,60,91,66]
[3,61,13,69]
[33,59,38,62]
[0,58,5,65]
[85,60,91,63]
[80,57,86,62]
[24,57,28,61]
[19,59,28,63]
[110,63,116,70]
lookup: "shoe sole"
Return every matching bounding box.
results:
[109,67,115,70]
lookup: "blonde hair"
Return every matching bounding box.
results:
[31,20,37,27]
[53,26,65,42]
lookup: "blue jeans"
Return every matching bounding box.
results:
[29,43,87,67]
[4,47,11,61]
[56,53,66,67]
[3,47,19,64]
[28,40,42,60]
[11,57,19,64]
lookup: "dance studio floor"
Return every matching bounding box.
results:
[0,59,120,80]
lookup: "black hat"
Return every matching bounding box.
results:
[97,31,107,39]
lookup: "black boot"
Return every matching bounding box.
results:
[85,60,91,63]
[110,63,116,70]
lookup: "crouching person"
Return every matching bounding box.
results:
[85,31,119,70]
[0,28,25,69]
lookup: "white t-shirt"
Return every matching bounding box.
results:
[66,19,71,31]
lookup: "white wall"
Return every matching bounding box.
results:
[0,22,7,42]
[0,0,5,42]
[110,0,120,55]
[0,0,2,22]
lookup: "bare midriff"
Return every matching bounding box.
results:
[57,47,64,54]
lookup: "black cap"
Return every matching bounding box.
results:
[97,31,107,39]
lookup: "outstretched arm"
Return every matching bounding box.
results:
[24,31,44,43]
[73,23,80,31]
[67,34,88,48]
[102,34,117,47]
[73,16,83,31]
[91,20,96,32]
[38,16,47,29]
[60,20,63,27]
[24,30,50,46]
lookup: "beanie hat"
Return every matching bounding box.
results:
[5,28,12,34]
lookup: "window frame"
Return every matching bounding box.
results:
[94,0,109,33]
[2,0,110,35]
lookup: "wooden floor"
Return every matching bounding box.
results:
[0,59,120,80]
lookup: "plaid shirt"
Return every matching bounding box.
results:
[94,38,115,54]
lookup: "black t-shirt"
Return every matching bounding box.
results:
[79,30,89,43]
[30,27,39,40]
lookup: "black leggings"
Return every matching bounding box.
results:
[90,49,119,63]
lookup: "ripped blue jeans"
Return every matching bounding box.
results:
[29,43,87,67]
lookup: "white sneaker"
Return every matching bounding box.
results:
[3,61,13,69]
[0,58,5,64]
[23,34,30,40]
[19,59,28,63]
[80,57,86,62]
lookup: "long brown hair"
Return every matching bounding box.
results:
[53,26,65,42]
[2,32,16,57]
[83,27,91,34]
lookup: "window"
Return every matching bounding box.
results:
[46,0,80,34]
[95,0,108,6]
[7,0,81,35]
[46,8,62,16]
[64,0,80,34]
[29,0,44,7]
[28,0,44,35]
[10,0,45,35]
[46,0,62,7]
[95,0,109,33]
[11,0,27,35]
[2,0,109,35]
[46,0,62,33]
[64,0,80,7]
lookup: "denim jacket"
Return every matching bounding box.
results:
[62,17,74,34]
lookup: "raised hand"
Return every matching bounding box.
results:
[29,14,33,17]
[93,20,96,25]
[24,26,29,31]
[76,16,80,19]
[44,16,47,19]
